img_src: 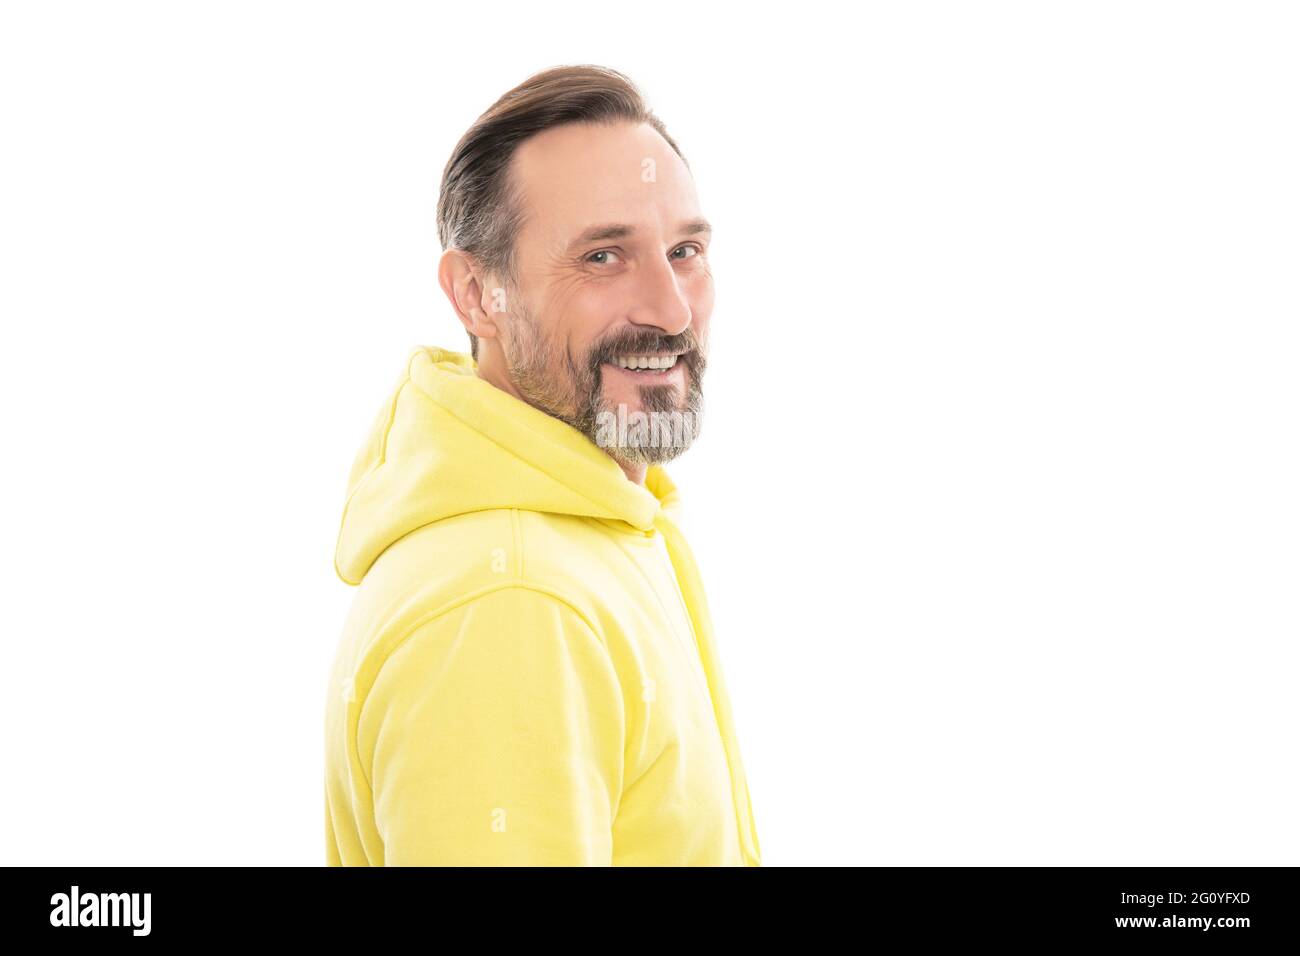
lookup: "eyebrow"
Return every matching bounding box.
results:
[567,218,713,250]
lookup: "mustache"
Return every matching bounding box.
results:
[588,330,703,370]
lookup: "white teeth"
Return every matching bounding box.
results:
[614,354,678,370]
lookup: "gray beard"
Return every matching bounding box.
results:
[501,299,706,465]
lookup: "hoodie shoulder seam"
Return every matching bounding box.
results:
[353,582,612,795]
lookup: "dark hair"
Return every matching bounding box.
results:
[436,65,687,361]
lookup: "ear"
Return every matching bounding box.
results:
[437,249,507,343]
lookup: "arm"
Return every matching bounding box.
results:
[359,586,626,865]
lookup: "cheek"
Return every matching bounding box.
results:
[688,274,714,333]
[563,286,625,348]
[534,280,597,356]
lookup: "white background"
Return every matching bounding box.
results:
[1,1,1296,866]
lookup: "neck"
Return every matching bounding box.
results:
[474,348,526,404]
[617,459,647,485]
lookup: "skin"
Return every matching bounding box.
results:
[438,120,713,486]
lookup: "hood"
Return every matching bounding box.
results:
[334,345,683,586]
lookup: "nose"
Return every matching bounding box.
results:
[626,251,693,338]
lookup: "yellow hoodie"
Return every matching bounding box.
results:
[324,346,761,866]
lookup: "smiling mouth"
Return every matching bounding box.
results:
[603,353,684,375]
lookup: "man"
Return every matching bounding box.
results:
[323,65,761,866]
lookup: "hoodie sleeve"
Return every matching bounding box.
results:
[359,586,626,866]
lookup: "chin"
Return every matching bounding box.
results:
[609,443,694,467]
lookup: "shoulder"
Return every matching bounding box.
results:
[349,581,628,804]
[356,507,639,636]
[372,582,612,686]
[339,510,637,690]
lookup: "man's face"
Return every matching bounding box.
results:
[492,120,713,464]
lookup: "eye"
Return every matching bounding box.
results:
[587,249,622,265]
[670,244,700,260]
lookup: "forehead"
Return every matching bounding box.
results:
[509,121,700,246]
